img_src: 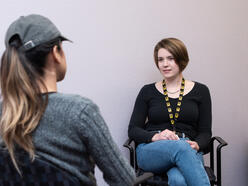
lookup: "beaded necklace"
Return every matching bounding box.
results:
[162,78,185,131]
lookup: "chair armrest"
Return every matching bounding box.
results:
[210,136,228,169]
[133,172,154,186]
[123,138,135,168]
[210,136,228,186]
[211,136,228,147]
[123,138,134,153]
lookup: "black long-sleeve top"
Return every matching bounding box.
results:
[128,82,212,151]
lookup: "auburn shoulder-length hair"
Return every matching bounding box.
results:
[154,38,189,72]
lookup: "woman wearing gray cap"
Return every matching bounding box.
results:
[0,14,135,186]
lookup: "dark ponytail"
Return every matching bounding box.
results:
[0,36,61,174]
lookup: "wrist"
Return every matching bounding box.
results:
[151,133,159,142]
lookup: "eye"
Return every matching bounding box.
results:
[167,56,174,61]
[157,57,163,62]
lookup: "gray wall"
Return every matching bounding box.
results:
[0,1,247,185]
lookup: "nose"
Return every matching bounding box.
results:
[161,59,169,66]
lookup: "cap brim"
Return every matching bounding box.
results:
[60,36,72,43]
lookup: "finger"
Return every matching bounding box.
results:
[175,134,179,140]
[161,135,168,140]
[188,143,194,149]
[186,140,193,145]
[164,129,172,133]
[192,145,197,150]
[166,134,173,140]
[168,134,178,140]
[164,132,172,139]
[161,132,167,138]
[163,131,173,139]
[159,133,169,140]
[187,141,195,148]
[187,141,199,150]
[171,134,178,140]
[167,135,173,140]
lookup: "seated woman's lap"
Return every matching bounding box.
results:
[136,139,202,173]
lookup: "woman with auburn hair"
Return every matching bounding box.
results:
[0,14,135,186]
[128,38,211,186]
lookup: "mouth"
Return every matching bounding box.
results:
[162,69,171,73]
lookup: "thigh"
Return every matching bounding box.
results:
[136,140,190,173]
[167,167,187,186]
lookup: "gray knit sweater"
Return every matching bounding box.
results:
[0,92,135,186]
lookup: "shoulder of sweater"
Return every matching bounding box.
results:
[193,81,210,92]
[140,82,156,92]
[48,92,99,113]
[136,83,156,99]
[191,81,211,99]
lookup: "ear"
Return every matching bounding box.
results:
[52,45,63,64]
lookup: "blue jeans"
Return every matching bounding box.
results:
[136,138,210,186]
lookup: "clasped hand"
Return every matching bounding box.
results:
[152,129,179,141]
[151,129,199,151]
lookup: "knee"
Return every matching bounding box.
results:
[168,172,187,186]
[175,140,194,154]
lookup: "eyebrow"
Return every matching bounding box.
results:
[157,55,174,58]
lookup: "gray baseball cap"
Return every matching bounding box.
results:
[5,14,70,51]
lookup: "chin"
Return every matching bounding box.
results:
[162,74,173,79]
[57,78,64,82]
[57,74,66,82]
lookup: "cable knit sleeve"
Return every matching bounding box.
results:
[78,103,135,186]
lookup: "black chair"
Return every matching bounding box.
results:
[124,136,228,186]
[0,149,81,186]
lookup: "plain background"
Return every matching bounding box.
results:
[0,0,247,185]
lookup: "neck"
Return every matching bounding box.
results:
[164,73,183,88]
[40,70,57,93]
